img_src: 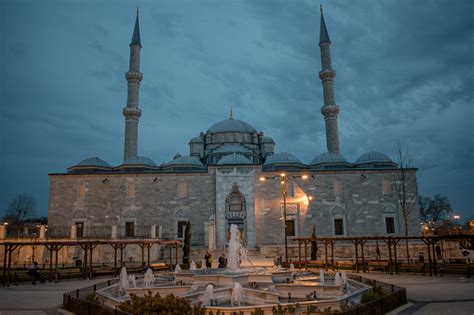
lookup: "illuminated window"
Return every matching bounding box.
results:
[178,182,188,197]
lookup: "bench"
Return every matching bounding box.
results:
[57,268,83,280]
[92,267,115,277]
[150,262,169,271]
[441,263,472,277]
[367,261,389,273]
[335,261,354,271]
[399,263,426,275]
[306,260,327,269]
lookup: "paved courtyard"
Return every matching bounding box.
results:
[360,273,474,315]
[0,274,472,314]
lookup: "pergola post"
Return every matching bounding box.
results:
[175,242,179,266]
[298,241,302,270]
[324,241,329,270]
[168,245,172,270]
[431,240,438,276]
[147,244,152,266]
[304,240,308,269]
[48,246,53,281]
[3,244,7,286]
[393,239,400,274]
[353,240,359,272]
[330,240,335,270]
[361,240,367,272]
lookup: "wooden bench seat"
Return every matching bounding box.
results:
[306,260,326,269]
[367,261,389,273]
[149,262,169,271]
[57,268,83,280]
[441,263,472,277]
[335,261,354,270]
[399,263,425,275]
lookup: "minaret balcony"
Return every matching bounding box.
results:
[125,70,143,82]
[123,106,142,119]
[319,69,336,80]
[321,105,340,117]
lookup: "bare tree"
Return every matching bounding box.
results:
[392,140,421,260]
[3,194,36,236]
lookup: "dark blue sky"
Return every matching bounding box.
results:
[1,0,473,222]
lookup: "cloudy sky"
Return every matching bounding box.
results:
[1,0,473,221]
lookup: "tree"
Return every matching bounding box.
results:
[2,194,36,236]
[427,194,453,228]
[418,196,430,223]
[183,222,191,265]
[392,141,421,260]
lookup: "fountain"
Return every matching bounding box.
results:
[143,268,154,287]
[200,284,214,306]
[289,263,295,271]
[128,274,137,288]
[227,224,242,270]
[96,225,371,312]
[231,282,243,306]
[319,269,325,284]
[119,267,129,293]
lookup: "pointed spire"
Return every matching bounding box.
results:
[319,5,331,44]
[229,106,234,119]
[130,7,142,47]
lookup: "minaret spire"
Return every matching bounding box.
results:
[318,7,340,154]
[229,106,234,119]
[123,10,143,161]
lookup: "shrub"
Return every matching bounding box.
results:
[119,291,197,314]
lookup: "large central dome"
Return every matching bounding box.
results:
[207,118,257,133]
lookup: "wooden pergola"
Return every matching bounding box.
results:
[292,234,474,276]
[1,238,181,286]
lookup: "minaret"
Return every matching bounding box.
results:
[123,8,143,161]
[319,6,340,154]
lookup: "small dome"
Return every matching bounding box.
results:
[207,118,257,133]
[262,136,274,143]
[217,153,252,165]
[214,143,251,153]
[76,157,111,168]
[310,152,348,165]
[264,152,303,165]
[189,137,204,143]
[356,151,393,164]
[165,155,204,167]
[123,156,157,167]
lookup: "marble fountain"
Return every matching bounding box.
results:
[96,225,371,314]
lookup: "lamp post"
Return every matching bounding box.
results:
[260,173,312,266]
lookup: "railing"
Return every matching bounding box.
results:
[63,279,129,315]
[44,225,169,239]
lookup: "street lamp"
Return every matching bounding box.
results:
[259,172,313,265]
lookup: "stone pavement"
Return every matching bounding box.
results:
[359,273,474,315]
[0,278,108,315]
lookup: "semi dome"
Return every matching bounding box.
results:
[123,156,157,167]
[264,152,304,165]
[76,157,111,168]
[217,153,252,165]
[355,151,397,168]
[207,118,257,133]
[214,143,251,153]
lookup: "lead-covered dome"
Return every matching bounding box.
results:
[123,156,157,167]
[162,154,205,172]
[355,151,397,168]
[310,152,351,169]
[67,157,111,174]
[207,118,257,133]
[263,152,306,171]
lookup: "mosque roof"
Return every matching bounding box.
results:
[264,152,304,165]
[75,157,111,168]
[319,6,331,44]
[123,156,157,167]
[310,152,348,165]
[217,153,253,165]
[164,155,204,167]
[130,10,142,47]
[262,136,274,143]
[207,118,257,133]
[213,143,251,153]
[355,151,394,165]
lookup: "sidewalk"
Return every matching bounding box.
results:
[0,278,108,315]
[359,273,474,315]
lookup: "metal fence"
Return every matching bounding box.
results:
[45,225,169,239]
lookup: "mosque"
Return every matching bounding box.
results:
[47,8,420,254]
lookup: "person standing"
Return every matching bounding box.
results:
[204,251,212,269]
